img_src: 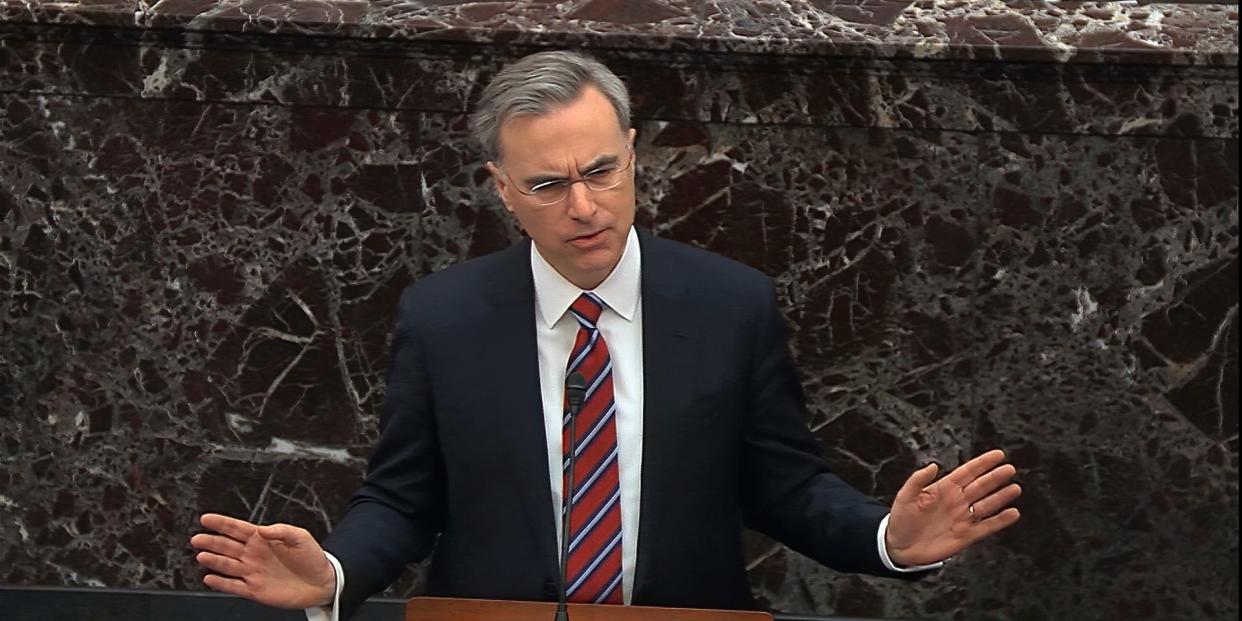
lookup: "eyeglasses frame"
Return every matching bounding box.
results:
[499,143,636,207]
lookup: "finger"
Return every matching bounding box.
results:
[257,523,313,546]
[203,573,252,599]
[190,533,246,558]
[968,507,1021,541]
[196,551,248,578]
[962,463,1017,503]
[971,483,1022,519]
[200,513,259,541]
[946,449,1007,488]
[894,462,940,507]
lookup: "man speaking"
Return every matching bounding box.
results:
[190,51,1021,620]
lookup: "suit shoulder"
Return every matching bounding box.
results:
[644,234,773,296]
[397,242,526,317]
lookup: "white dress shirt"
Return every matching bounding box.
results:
[308,226,935,621]
[531,225,645,605]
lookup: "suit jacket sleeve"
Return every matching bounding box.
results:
[739,279,922,579]
[322,285,448,619]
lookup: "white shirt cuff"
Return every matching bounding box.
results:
[304,551,345,621]
[877,513,946,573]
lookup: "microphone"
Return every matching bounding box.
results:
[555,372,588,621]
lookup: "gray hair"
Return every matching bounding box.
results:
[470,50,632,162]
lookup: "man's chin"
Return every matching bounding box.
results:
[564,251,622,288]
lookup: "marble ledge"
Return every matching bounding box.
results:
[0,0,1235,67]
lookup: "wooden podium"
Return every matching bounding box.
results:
[406,597,774,621]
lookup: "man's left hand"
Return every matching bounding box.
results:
[884,449,1021,567]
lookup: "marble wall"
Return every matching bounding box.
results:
[1,2,1237,620]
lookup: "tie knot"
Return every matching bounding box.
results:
[570,292,605,329]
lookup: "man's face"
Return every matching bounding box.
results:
[487,86,637,290]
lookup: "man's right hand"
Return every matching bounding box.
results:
[190,513,336,609]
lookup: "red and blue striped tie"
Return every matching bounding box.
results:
[563,292,623,604]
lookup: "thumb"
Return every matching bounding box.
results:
[256,523,308,545]
[894,462,939,507]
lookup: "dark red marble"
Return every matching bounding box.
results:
[0,1,1236,66]
[0,2,1237,620]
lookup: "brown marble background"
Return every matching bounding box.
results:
[1,2,1237,620]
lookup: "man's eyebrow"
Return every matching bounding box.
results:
[520,153,622,186]
[522,173,567,186]
[582,154,620,171]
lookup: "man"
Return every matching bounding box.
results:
[190,51,1021,621]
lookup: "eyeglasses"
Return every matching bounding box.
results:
[502,145,634,207]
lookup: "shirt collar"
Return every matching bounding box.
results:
[531,226,641,329]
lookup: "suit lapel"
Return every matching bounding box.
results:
[479,240,562,580]
[633,231,699,601]
[476,232,707,598]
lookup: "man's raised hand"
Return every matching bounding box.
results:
[884,449,1022,567]
[190,513,336,609]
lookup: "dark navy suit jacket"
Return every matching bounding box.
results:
[322,231,911,619]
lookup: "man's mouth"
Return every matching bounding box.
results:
[568,230,606,247]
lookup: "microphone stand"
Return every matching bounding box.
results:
[555,373,587,621]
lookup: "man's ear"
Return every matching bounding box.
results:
[627,127,637,146]
[484,161,514,213]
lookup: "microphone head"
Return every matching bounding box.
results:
[566,372,587,411]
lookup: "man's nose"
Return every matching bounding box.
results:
[565,182,596,219]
